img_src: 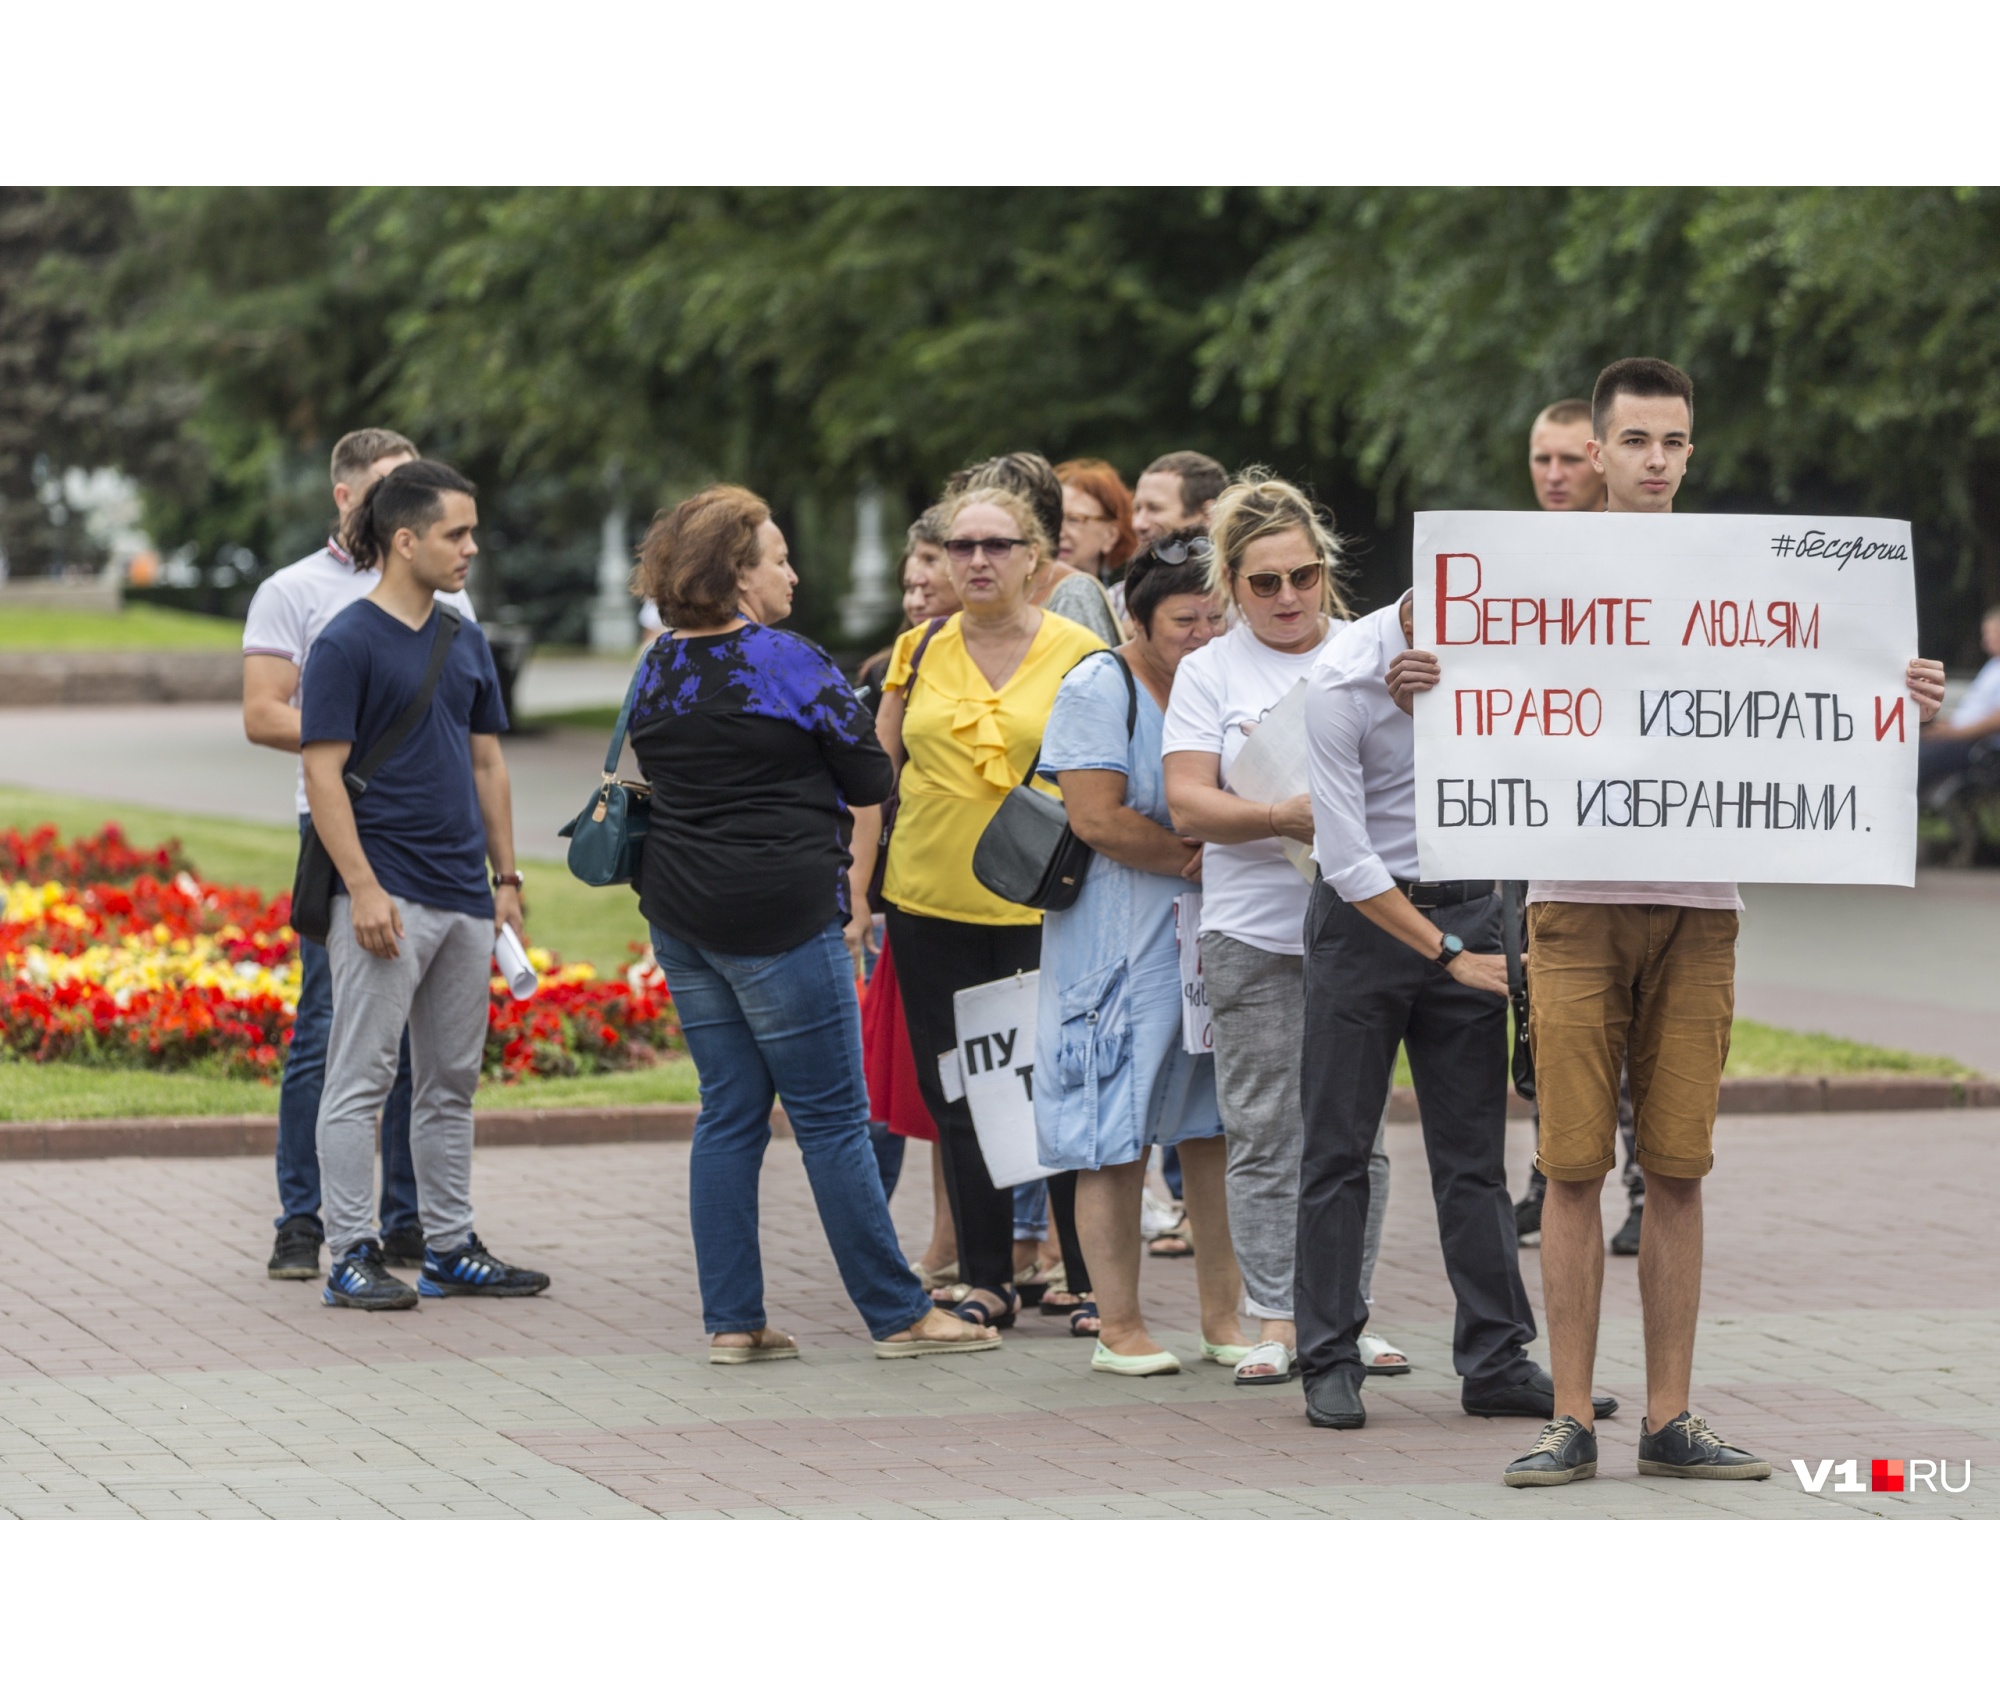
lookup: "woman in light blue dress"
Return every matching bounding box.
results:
[1035,534,1252,1376]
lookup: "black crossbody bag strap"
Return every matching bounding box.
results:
[344,606,462,797]
[1019,647,1139,786]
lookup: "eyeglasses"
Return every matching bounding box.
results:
[1149,536,1213,566]
[1062,510,1109,529]
[943,536,1029,564]
[1238,563,1324,598]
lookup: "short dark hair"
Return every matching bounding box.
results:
[1143,450,1227,515]
[330,427,418,487]
[946,452,1063,556]
[633,484,771,629]
[340,459,476,568]
[1122,528,1215,634]
[1535,398,1592,430]
[1591,359,1693,439]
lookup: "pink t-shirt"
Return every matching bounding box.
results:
[1525,880,1741,910]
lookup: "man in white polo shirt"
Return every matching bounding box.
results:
[241,428,477,1282]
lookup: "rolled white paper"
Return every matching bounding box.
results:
[494,923,538,1000]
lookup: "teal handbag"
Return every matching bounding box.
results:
[557,664,652,887]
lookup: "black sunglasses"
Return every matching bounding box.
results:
[943,536,1029,563]
[1149,536,1213,567]
[1238,563,1324,598]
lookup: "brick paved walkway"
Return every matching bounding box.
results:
[0,1109,1992,1518]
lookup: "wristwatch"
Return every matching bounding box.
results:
[492,871,526,891]
[1433,932,1464,967]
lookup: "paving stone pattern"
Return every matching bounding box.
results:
[0,1110,1992,1518]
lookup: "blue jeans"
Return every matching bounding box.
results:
[276,821,420,1236]
[653,919,933,1340]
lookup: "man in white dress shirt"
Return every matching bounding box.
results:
[1296,593,1613,1431]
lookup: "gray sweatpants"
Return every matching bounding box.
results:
[1203,931,1389,1322]
[317,894,492,1262]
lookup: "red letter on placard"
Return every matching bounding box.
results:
[1436,553,1482,645]
[1873,697,1906,743]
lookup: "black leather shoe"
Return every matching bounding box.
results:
[1609,1204,1643,1257]
[1463,1362,1618,1421]
[1638,1411,1771,1480]
[1503,1416,1599,1487]
[1303,1365,1366,1430]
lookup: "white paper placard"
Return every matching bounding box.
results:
[1410,511,1919,887]
[1173,891,1213,1055]
[1221,676,1316,880]
[950,971,1054,1188]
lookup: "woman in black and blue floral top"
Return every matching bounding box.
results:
[628,485,998,1365]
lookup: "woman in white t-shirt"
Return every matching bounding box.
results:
[1161,473,1405,1387]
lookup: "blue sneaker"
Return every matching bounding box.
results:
[323,1242,419,1311]
[418,1233,550,1299]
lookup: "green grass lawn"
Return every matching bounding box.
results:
[0,785,647,973]
[0,606,243,651]
[0,1059,701,1122]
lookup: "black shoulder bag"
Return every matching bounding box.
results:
[971,650,1137,913]
[290,607,463,945]
[1500,878,1535,1101]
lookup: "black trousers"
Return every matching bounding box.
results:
[1296,883,1535,1388]
[884,904,1090,1298]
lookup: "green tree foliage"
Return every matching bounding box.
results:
[0,188,196,575]
[9,187,1999,656]
[1203,187,2000,655]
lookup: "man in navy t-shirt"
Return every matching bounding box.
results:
[301,459,550,1310]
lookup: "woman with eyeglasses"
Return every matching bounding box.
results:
[1054,458,1138,582]
[855,485,1107,1331]
[1161,472,1407,1388]
[1034,531,1256,1376]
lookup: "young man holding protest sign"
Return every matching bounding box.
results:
[1393,358,1946,1485]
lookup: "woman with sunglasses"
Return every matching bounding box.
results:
[857,485,1107,1331]
[1161,473,1408,1387]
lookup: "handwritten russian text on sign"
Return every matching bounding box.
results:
[949,972,1054,1188]
[1411,512,1918,886]
[1173,892,1213,1055]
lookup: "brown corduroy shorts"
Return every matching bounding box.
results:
[1526,902,1738,1182]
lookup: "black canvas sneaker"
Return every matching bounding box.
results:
[1503,1416,1599,1487]
[268,1216,322,1280]
[1638,1412,1772,1480]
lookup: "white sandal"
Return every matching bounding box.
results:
[1233,1339,1296,1386]
[1358,1331,1412,1374]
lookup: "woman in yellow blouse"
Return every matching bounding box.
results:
[859,484,1105,1329]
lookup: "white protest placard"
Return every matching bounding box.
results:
[1221,676,1316,881]
[1173,892,1213,1055]
[950,971,1054,1189]
[1411,512,1919,886]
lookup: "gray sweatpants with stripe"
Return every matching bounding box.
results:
[1203,931,1389,1322]
[317,895,491,1262]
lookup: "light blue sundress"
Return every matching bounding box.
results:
[1034,650,1221,1171]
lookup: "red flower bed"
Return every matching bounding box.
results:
[2,823,679,1081]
